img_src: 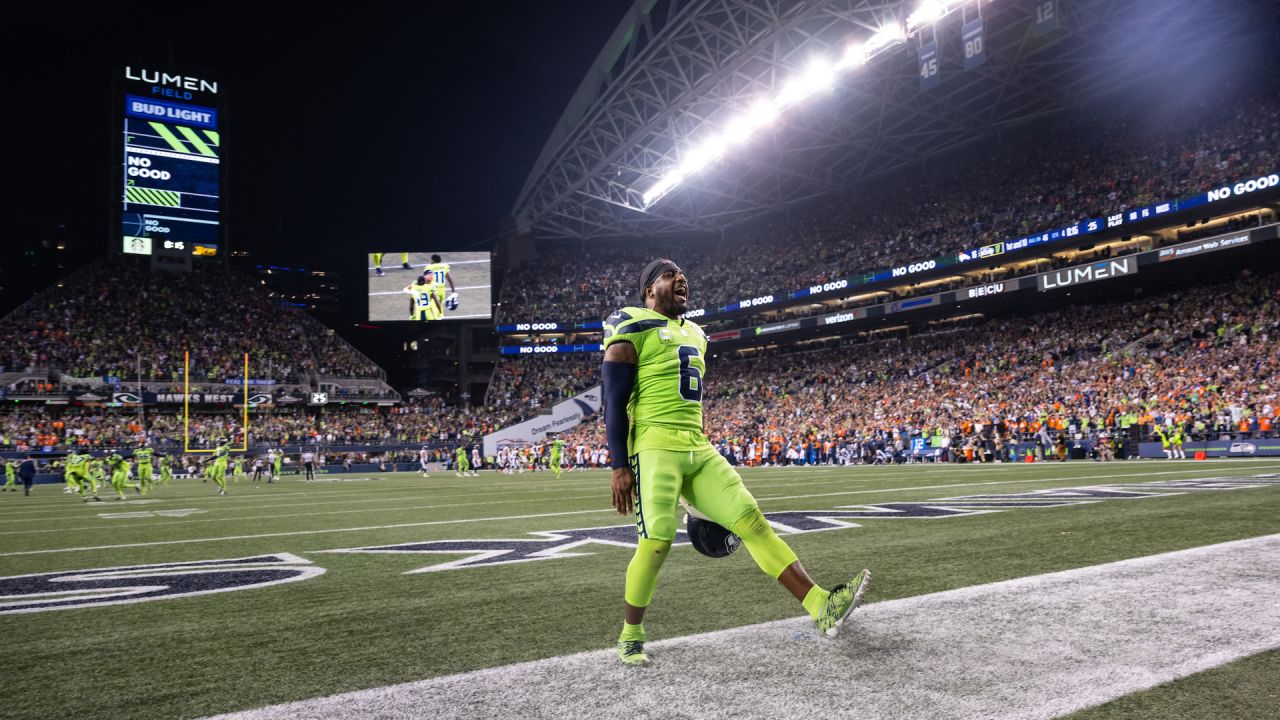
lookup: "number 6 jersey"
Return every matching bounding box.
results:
[603,307,709,453]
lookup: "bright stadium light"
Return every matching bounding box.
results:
[679,137,727,176]
[907,0,965,32]
[723,100,781,145]
[865,22,907,54]
[835,42,867,70]
[637,1,980,208]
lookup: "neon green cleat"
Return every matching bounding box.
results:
[616,639,650,666]
[815,569,871,637]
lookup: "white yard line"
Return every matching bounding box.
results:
[4,467,1277,555]
[0,508,618,557]
[204,533,1280,720]
[0,494,608,536]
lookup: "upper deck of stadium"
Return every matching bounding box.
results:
[512,0,1276,240]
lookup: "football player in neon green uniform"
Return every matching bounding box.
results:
[548,438,566,479]
[89,457,107,497]
[424,254,457,316]
[65,452,102,501]
[454,446,471,476]
[2,460,15,491]
[404,274,443,321]
[272,451,283,482]
[211,440,230,495]
[232,457,245,484]
[63,451,86,495]
[602,259,870,666]
[159,454,173,485]
[108,452,141,499]
[133,442,154,494]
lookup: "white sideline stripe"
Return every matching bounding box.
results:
[5,468,1278,556]
[205,534,1280,720]
[0,494,609,536]
[3,460,1269,516]
[0,509,617,557]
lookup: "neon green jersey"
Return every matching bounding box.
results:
[603,306,708,452]
[134,447,153,465]
[109,453,128,471]
[425,263,450,291]
[550,440,565,455]
[455,447,466,459]
[408,281,435,304]
[160,455,171,468]
[66,452,88,472]
[215,444,230,461]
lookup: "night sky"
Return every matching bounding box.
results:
[8,2,632,264]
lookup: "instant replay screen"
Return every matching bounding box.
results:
[366,251,492,322]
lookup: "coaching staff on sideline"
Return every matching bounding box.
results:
[19,456,38,496]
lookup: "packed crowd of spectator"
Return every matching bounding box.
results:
[0,395,521,452]
[5,267,1276,458]
[498,85,1280,323]
[485,354,598,416]
[561,267,1280,462]
[0,263,382,382]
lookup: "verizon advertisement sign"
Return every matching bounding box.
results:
[1038,257,1136,292]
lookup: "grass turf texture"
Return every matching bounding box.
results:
[1,460,1279,720]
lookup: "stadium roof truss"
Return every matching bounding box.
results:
[512,0,1263,240]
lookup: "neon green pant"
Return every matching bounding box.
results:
[624,443,798,609]
[632,445,759,542]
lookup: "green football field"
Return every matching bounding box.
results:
[2,460,1280,720]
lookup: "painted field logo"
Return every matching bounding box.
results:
[0,554,323,614]
[321,477,1280,574]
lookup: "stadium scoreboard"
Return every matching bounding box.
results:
[118,67,222,258]
[366,251,493,322]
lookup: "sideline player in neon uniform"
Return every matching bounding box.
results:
[454,446,473,477]
[602,259,870,666]
[548,436,566,479]
[108,451,141,499]
[211,439,230,496]
[65,451,102,501]
[158,453,172,486]
[133,441,154,494]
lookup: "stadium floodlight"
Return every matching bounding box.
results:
[678,137,728,176]
[865,22,907,54]
[636,1,978,208]
[723,100,781,145]
[835,42,867,70]
[907,0,965,33]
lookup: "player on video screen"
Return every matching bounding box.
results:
[372,252,414,276]
[424,254,458,314]
[404,273,443,321]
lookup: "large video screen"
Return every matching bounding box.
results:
[367,252,492,321]
[120,67,221,258]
